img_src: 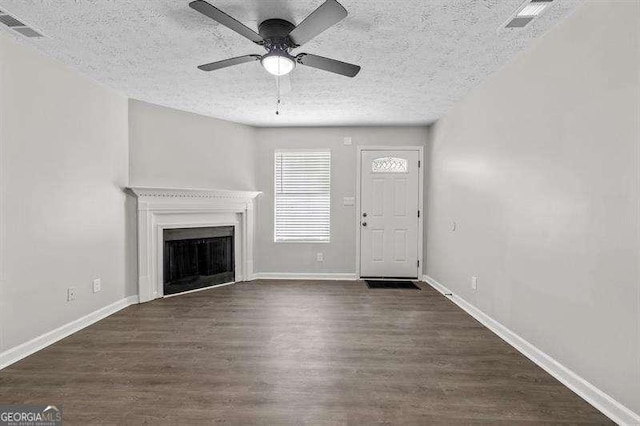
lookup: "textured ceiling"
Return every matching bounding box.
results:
[0,0,581,126]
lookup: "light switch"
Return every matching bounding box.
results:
[343,137,352,146]
[343,197,355,206]
[93,278,101,293]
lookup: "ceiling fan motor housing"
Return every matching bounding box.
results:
[258,19,298,57]
[258,19,296,43]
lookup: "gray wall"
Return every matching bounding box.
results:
[425,1,639,414]
[127,105,430,276]
[129,100,257,191]
[254,126,429,275]
[0,33,130,351]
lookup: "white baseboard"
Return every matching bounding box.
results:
[0,295,139,370]
[251,272,357,281]
[422,275,639,425]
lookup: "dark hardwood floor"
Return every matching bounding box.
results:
[0,280,611,424]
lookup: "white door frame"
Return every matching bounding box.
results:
[355,146,424,280]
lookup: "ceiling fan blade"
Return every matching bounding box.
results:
[288,0,347,46]
[198,54,261,71]
[296,53,360,77]
[189,1,263,44]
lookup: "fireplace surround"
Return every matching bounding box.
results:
[128,187,261,302]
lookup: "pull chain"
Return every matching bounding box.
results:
[275,75,281,115]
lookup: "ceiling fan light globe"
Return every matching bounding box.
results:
[262,54,295,76]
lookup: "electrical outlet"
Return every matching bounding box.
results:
[317,252,324,262]
[93,278,101,293]
[67,287,77,301]
[471,276,478,291]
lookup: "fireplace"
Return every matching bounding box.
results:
[163,226,235,296]
[129,187,260,302]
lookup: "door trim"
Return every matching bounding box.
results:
[355,146,424,280]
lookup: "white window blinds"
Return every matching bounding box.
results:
[274,150,331,243]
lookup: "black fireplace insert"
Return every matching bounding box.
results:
[163,226,235,296]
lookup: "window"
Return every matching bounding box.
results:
[274,150,331,243]
[371,157,409,173]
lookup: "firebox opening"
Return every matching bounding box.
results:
[163,226,235,296]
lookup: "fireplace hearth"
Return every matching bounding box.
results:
[163,226,234,295]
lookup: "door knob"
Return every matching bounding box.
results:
[362,213,367,217]
[362,222,367,227]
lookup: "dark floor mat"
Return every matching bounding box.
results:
[366,280,420,290]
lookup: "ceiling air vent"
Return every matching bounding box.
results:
[0,14,24,27]
[505,0,553,29]
[14,27,43,38]
[0,10,43,38]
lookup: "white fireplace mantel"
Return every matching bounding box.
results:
[128,187,261,303]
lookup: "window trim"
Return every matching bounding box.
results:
[273,149,331,244]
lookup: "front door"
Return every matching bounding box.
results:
[360,149,421,278]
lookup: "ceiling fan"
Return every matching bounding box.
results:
[189,0,361,78]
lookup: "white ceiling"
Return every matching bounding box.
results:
[0,0,581,126]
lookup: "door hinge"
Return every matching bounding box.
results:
[418,210,420,218]
[417,260,420,267]
[418,160,421,168]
